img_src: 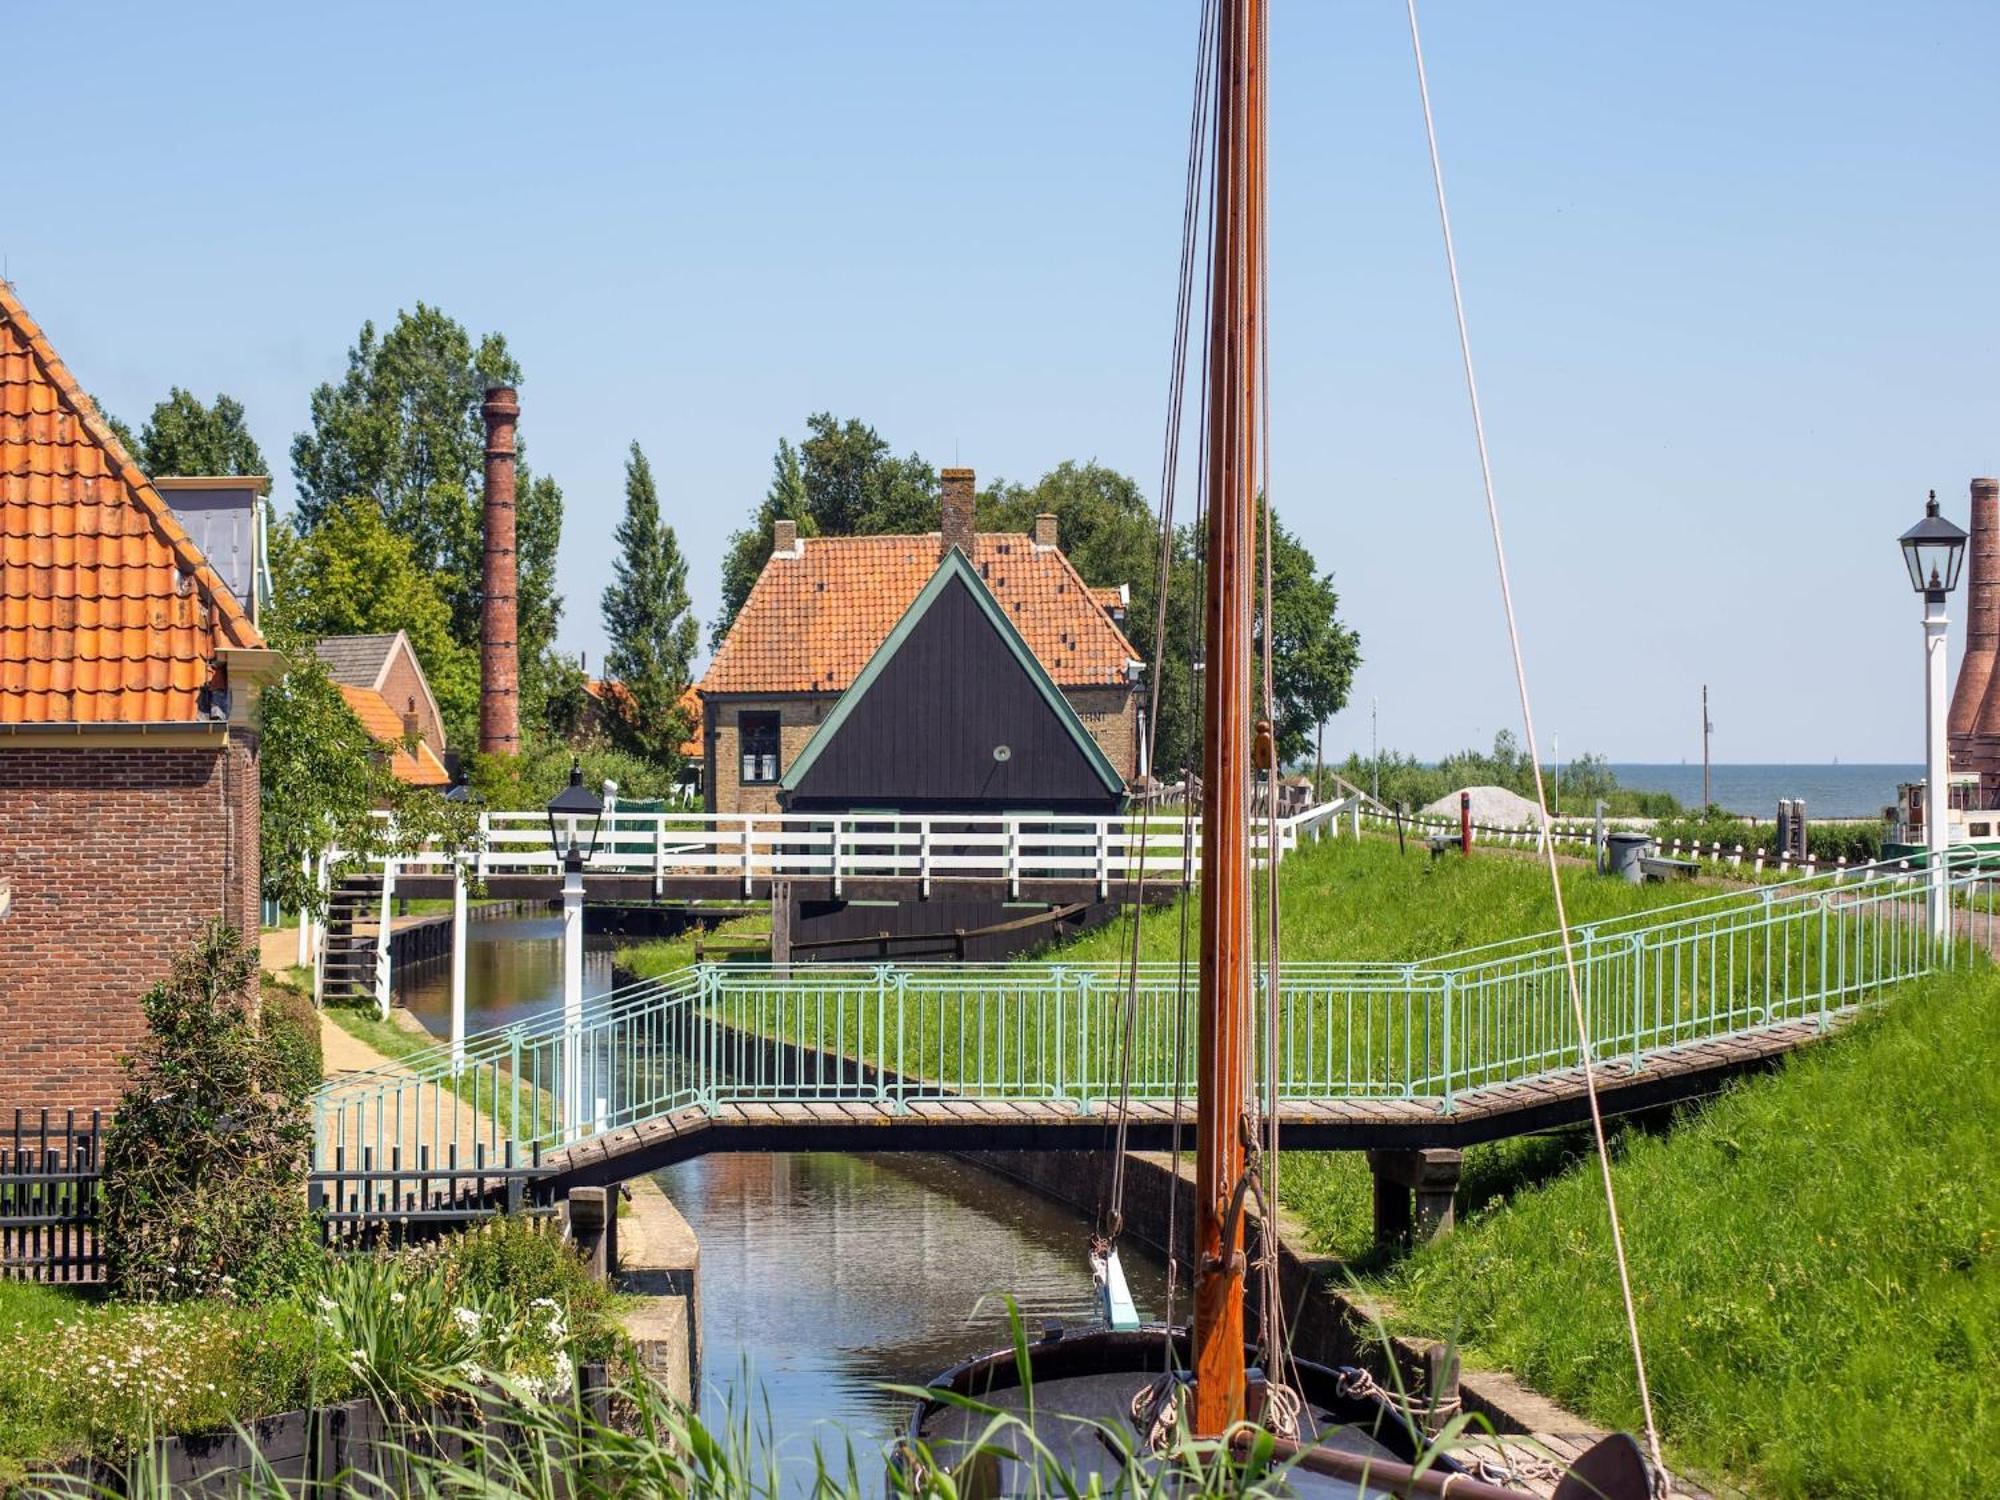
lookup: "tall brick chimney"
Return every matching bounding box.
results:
[1959,478,2000,775]
[1033,513,1059,549]
[479,385,521,756]
[940,468,975,559]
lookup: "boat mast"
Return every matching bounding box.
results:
[1192,0,1263,1437]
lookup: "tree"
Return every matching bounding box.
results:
[266,497,480,749]
[289,305,563,704]
[712,437,816,649]
[137,388,268,476]
[99,923,316,1302]
[1255,510,1361,765]
[601,442,699,765]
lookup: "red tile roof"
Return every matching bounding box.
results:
[336,683,450,787]
[700,535,1139,697]
[0,283,262,725]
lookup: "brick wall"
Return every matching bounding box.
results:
[0,739,260,1115]
[377,648,444,755]
[1068,685,1141,783]
[705,696,833,815]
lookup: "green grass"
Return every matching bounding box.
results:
[1036,831,1719,966]
[320,1002,560,1145]
[617,914,769,982]
[1344,965,2000,1498]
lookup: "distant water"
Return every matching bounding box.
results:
[1606,764,1918,820]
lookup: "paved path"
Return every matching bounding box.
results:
[315,1011,492,1169]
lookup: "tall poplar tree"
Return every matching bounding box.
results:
[138,389,268,477]
[602,442,699,766]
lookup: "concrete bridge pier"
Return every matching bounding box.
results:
[1366,1147,1463,1250]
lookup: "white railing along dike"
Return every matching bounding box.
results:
[335,799,1360,898]
[312,854,1989,1178]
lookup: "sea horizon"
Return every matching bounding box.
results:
[1602,763,1918,820]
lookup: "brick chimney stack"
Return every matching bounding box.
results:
[1958,478,2000,774]
[402,697,420,742]
[940,468,976,559]
[479,385,521,756]
[1033,513,1059,549]
[772,518,800,557]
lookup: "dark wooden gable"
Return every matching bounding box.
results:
[780,556,1125,813]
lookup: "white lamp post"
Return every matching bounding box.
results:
[1899,491,1967,942]
[546,760,605,1138]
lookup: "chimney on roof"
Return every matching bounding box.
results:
[402,696,420,742]
[1959,477,2000,776]
[773,518,799,556]
[479,385,521,756]
[940,468,976,559]
[1032,513,1059,550]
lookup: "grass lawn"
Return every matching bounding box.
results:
[616,913,769,981]
[1349,964,1999,1499]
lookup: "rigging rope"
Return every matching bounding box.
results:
[1402,0,1666,1477]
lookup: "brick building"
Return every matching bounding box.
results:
[0,284,281,1113]
[315,632,452,790]
[696,468,1144,815]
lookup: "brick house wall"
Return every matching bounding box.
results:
[376,647,444,755]
[1066,685,1142,784]
[0,738,261,1115]
[706,695,834,815]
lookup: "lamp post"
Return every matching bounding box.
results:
[1899,491,1967,942]
[546,760,605,1138]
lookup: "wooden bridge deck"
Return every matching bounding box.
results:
[541,1016,1826,1189]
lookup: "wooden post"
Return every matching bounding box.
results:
[770,879,793,975]
[567,1187,616,1282]
[1367,1148,1464,1249]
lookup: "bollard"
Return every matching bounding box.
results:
[567,1186,617,1283]
[1459,791,1472,857]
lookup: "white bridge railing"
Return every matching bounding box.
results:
[339,799,1359,899]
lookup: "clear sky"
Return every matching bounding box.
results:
[6,2,1995,762]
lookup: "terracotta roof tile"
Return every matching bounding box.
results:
[336,683,450,788]
[699,535,1138,697]
[0,283,262,724]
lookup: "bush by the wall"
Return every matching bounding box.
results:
[1651,811,1884,866]
[259,978,322,1104]
[100,923,318,1303]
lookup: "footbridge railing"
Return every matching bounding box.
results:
[312,858,1984,1175]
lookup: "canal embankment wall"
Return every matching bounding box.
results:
[615,1175,701,1407]
[957,1147,1590,1441]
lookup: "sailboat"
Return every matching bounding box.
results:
[906,4,1660,1497]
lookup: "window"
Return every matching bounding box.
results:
[739,712,781,784]
[1973,822,1992,838]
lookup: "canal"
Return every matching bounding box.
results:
[395,910,1171,1466]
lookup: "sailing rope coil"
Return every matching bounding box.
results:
[1403,0,1666,1478]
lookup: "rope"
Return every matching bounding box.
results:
[1130,1372,1184,1453]
[1403,0,1665,1477]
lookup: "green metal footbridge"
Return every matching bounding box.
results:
[310,859,1984,1219]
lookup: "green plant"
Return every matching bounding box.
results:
[99,923,318,1303]
[258,977,322,1104]
[440,1216,620,1362]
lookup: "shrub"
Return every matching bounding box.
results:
[100,922,318,1303]
[440,1215,620,1360]
[259,977,322,1103]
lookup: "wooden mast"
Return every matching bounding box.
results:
[1192,0,1263,1437]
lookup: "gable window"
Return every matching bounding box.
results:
[739,712,781,784]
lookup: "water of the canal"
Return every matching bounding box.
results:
[395,911,1170,1481]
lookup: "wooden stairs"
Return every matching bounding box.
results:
[318,874,381,1007]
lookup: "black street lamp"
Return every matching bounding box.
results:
[1900,490,1966,942]
[1899,490,1967,599]
[545,759,605,872]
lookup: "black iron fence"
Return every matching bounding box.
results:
[1,1114,557,1281]
[1,1110,103,1284]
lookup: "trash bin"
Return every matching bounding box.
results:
[1606,831,1652,884]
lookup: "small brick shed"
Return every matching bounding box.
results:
[0,282,282,1114]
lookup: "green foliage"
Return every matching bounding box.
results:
[601,442,698,767]
[99,924,317,1304]
[1342,733,1681,819]
[135,388,268,476]
[287,303,564,709]
[466,739,684,809]
[268,497,480,747]
[258,977,323,1104]
[1255,510,1361,764]
[254,645,484,917]
[1650,807,1883,865]
[438,1216,619,1363]
[710,414,935,646]
[92,394,139,457]
[1369,966,1999,1497]
[0,1283,340,1482]
[713,437,815,650]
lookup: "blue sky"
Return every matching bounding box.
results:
[6,2,1995,762]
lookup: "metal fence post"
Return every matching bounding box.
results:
[1438,970,1454,1112]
